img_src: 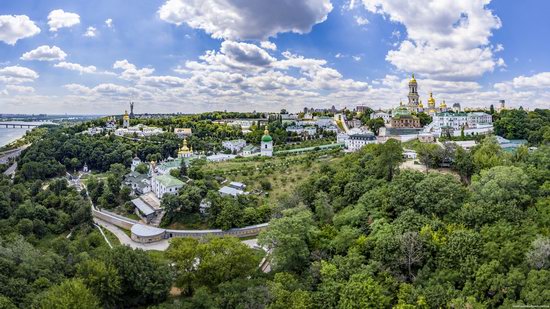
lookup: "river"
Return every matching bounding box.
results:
[0,128,29,148]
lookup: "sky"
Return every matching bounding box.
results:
[0,0,549,114]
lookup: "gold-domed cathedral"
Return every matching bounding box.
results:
[178,138,193,158]
[407,74,420,113]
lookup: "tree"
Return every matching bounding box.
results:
[104,246,171,306]
[472,137,504,171]
[417,144,443,173]
[168,237,258,291]
[314,191,334,225]
[135,163,149,174]
[470,165,534,209]
[414,173,468,217]
[38,279,100,309]
[76,259,121,307]
[258,208,316,273]
[398,231,424,281]
[374,139,403,181]
[526,237,550,270]
[366,118,385,135]
[338,275,391,308]
[452,146,474,184]
[180,160,188,177]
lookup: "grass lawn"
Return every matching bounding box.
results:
[164,213,209,230]
[202,150,343,204]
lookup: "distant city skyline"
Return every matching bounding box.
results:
[0,0,549,114]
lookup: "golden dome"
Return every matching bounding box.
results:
[428,92,436,106]
[418,100,424,108]
[123,110,129,120]
[440,100,447,108]
[409,73,417,84]
[179,138,190,153]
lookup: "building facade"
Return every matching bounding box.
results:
[151,174,184,199]
[345,132,377,152]
[222,139,247,153]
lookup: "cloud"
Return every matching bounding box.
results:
[113,60,155,80]
[361,0,502,80]
[48,9,80,32]
[352,55,361,61]
[354,16,369,26]
[158,0,333,40]
[0,66,39,84]
[220,41,276,67]
[260,41,277,51]
[54,61,95,74]
[494,72,550,90]
[0,15,41,45]
[105,19,113,28]
[21,45,67,61]
[6,85,35,94]
[84,26,97,37]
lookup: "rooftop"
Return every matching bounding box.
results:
[154,174,185,187]
[131,224,165,238]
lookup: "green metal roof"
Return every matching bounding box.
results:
[262,134,273,142]
[154,174,185,187]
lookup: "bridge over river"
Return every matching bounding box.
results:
[0,121,58,128]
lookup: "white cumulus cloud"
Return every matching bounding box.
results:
[361,0,502,80]
[0,15,41,45]
[21,45,67,61]
[0,66,39,84]
[105,18,113,28]
[158,0,333,40]
[84,26,97,37]
[48,9,80,32]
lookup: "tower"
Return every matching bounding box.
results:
[407,74,420,112]
[130,102,135,118]
[261,126,273,157]
[123,110,130,128]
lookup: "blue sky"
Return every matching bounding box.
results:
[0,0,549,114]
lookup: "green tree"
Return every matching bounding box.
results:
[338,275,391,309]
[38,279,100,309]
[374,139,403,181]
[259,208,316,273]
[76,259,121,307]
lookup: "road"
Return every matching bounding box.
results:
[0,145,29,164]
[3,162,17,176]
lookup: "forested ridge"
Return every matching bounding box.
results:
[0,114,549,308]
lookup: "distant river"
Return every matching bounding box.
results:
[0,128,29,147]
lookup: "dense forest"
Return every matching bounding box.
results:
[0,111,549,308]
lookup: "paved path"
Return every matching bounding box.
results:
[94,218,170,251]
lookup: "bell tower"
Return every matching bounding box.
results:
[407,74,420,112]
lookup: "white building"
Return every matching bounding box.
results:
[370,111,392,124]
[115,124,163,137]
[467,112,493,127]
[345,132,377,152]
[151,174,184,199]
[261,127,273,157]
[431,112,468,131]
[83,127,105,135]
[131,156,142,172]
[286,126,317,136]
[207,154,237,162]
[222,139,247,152]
